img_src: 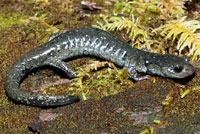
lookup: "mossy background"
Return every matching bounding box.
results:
[0,0,200,134]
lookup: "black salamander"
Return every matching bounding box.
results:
[5,28,195,107]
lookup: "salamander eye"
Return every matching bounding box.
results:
[174,65,183,73]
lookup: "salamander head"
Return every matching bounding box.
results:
[146,54,195,78]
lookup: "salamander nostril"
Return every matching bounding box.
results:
[174,66,183,73]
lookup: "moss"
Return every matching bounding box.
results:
[0,13,20,29]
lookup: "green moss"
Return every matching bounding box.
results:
[0,13,22,29]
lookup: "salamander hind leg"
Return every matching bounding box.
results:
[43,57,78,78]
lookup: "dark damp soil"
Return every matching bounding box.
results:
[0,1,200,134]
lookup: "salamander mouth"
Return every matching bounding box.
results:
[162,64,195,78]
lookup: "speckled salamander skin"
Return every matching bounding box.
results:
[5,28,195,107]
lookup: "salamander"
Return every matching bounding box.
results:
[5,28,195,107]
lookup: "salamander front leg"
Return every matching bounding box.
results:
[43,57,78,78]
[127,66,150,81]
